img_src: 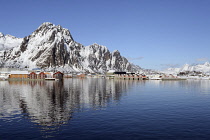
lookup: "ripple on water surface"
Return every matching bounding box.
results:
[1,79,210,139]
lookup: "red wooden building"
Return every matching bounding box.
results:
[38,72,46,79]
[29,72,46,79]
[53,71,64,80]
[29,72,37,79]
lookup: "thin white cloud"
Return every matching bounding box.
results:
[127,56,144,61]
[196,58,209,62]
[160,64,180,68]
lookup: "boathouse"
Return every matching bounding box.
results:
[28,72,46,79]
[29,72,37,79]
[38,72,46,79]
[53,71,64,80]
[9,71,29,79]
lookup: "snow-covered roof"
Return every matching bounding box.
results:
[0,72,10,74]
[32,68,41,70]
[107,70,115,73]
[10,71,29,74]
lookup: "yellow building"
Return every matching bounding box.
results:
[9,71,29,79]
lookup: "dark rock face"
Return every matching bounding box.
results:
[20,36,29,52]
[0,22,142,73]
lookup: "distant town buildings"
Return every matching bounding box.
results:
[0,68,209,81]
[0,69,64,81]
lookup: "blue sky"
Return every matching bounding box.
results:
[0,0,210,70]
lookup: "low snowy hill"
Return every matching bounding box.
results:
[0,33,22,51]
[163,62,210,74]
[0,22,142,73]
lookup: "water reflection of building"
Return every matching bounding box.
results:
[4,79,210,137]
[0,81,22,119]
[0,79,136,132]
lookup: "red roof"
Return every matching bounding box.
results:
[53,71,64,75]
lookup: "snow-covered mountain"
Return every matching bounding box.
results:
[163,62,210,74]
[0,32,22,51]
[0,22,142,73]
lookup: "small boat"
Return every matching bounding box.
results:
[150,77,161,80]
[149,75,161,80]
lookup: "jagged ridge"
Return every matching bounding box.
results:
[163,62,210,74]
[0,22,142,73]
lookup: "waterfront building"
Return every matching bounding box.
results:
[9,71,29,79]
[53,71,64,80]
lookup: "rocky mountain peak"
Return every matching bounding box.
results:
[31,22,74,42]
[38,22,54,30]
[112,50,120,56]
[0,32,20,40]
[5,34,17,39]
[0,32,4,37]
[88,43,107,51]
[163,62,210,74]
[204,62,210,66]
[0,22,142,73]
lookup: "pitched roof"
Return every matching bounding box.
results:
[10,71,29,74]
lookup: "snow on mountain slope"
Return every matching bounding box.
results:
[1,22,74,69]
[0,22,142,73]
[163,62,210,74]
[0,32,22,51]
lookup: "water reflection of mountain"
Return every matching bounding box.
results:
[159,80,210,93]
[2,79,210,128]
[0,79,135,131]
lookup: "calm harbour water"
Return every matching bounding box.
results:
[1,79,210,140]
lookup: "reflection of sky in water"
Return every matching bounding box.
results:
[149,80,210,94]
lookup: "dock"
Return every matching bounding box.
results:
[45,78,57,80]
